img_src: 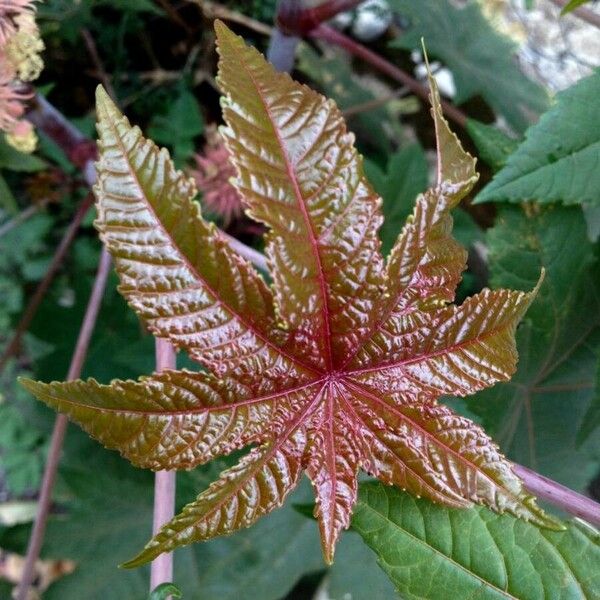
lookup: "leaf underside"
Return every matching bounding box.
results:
[20,21,561,568]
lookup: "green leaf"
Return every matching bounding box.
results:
[149,583,182,600]
[467,206,600,491]
[297,44,398,154]
[352,482,600,600]
[577,356,600,445]
[147,88,204,166]
[33,458,325,600]
[476,71,600,205]
[0,173,18,213]
[0,135,47,172]
[466,119,520,172]
[388,0,549,132]
[561,0,592,14]
[364,144,428,254]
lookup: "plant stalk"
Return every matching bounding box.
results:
[150,340,177,592]
[14,247,112,600]
[514,464,600,526]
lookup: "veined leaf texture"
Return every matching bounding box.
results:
[20,21,562,567]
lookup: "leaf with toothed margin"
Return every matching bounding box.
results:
[352,482,600,600]
[20,22,562,570]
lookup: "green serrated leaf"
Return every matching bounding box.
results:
[466,119,520,172]
[476,71,600,205]
[353,482,600,600]
[467,206,600,491]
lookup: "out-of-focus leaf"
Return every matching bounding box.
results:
[466,119,519,172]
[477,71,600,205]
[364,144,428,254]
[297,44,398,153]
[148,88,204,166]
[0,173,17,213]
[32,457,325,600]
[149,583,182,600]
[0,135,48,172]
[352,482,600,600]
[466,206,600,491]
[0,502,38,526]
[23,23,559,572]
[577,357,600,445]
[389,0,549,132]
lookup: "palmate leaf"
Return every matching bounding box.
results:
[20,22,561,568]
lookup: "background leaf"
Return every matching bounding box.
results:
[388,0,549,132]
[465,206,600,492]
[352,482,600,600]
[476,71,600,205]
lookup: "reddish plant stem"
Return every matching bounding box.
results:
[514,464,600,526]
[150,342,177,592]
[311,24,468,128]
[15,248,112,600]
[0,194,94,372]
[277,0,362,34]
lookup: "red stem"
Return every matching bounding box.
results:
[311,24,468,128]
[276,0,363,35]
[150,340,177,592]
[0,194,94,372]
[513,464,600,526]
[15,248,112,600]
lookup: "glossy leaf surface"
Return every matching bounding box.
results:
[353,482,600,600]
[21,22,560,567]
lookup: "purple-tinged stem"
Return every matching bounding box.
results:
[0,194,94,372]
[276,0,362,35]
[15,248,112,600]
[311,24,468,128]
[514,464,600,526]
[150,340,177,593]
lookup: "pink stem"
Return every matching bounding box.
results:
[311,24,468,128]
[276,0,363,35]
[514,464,600,526]
[15,248,112,600]
[150,340,177,592]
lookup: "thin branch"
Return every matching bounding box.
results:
[15,248,112,600]
[0,194,94,372]
[551,0,600,29]
[312,24,468,128]
[81,28,117,100]
[513,464,600,526]
[150,340,177,593]
[0,200,48,239]
[190,0,273,35]
[342,85,409,117]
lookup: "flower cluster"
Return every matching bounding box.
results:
[191,126,244,226]
[0,0,43,153]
